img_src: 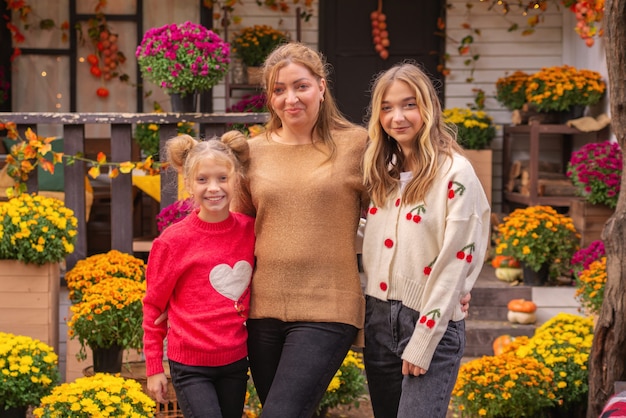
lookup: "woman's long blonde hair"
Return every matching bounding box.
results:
[363,62,462,207]
[260,42,355,159]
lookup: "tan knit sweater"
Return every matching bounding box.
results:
[234,126,368,330]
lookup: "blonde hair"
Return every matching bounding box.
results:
[260,42,356,159]
[165,131,250,193]
[363,62,463,207]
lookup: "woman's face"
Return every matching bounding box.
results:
[269,62,326,130]
[379,80,424,156]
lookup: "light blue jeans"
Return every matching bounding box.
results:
[363,296,465,418]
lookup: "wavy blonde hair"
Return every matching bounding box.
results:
[363,62,462,206]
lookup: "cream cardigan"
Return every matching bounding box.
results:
[362,153,491,370]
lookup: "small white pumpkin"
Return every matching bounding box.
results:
[507,310,537,324]
[495,267,523,282]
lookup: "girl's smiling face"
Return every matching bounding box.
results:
[379,80,424,158]
[189,158,234,223]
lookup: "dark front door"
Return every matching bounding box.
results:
[319,0,445,125]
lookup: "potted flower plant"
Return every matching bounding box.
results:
[443,107,496,150]
[525,64,606,113]
[443,107,496,204]
[452,351,556,417]
[68,277,146,369]
[136,21,230,97]
[0,193,78,265]
[0,332,60,412]
[570,239,605,280]
[494,205,580,283]
[517,313,594,413]
[316,350,367,415]
[134,121,196,160]
[495,70,529,111]
[156,197,195,233]
[227,92,268,136]
[0,193,78,351]
[567,140,622,209]
[33,373,156,418]
[231,25,288,83]
[64,249,145,303]
[574,256,606,317]
[452,312,594,417]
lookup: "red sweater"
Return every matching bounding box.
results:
[142,210,255,376]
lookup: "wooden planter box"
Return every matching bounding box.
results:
[569,199,614,247]
[0,261,60,353]
[464,149,493,206]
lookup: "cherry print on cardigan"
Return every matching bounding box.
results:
[423,256,437,275]
[395,198,401,207]
[418,308,441,329]
[456,243,476,263]
[405,204,426,223]
[447,180,466,199]
[369,206,378,215]
[384,238,394,248]
[379,282,388,291]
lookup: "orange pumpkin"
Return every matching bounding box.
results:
[507,298,537,313]
[491,255,521,268]
[492,334,514,356]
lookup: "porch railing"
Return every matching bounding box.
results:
[0,112,269,269]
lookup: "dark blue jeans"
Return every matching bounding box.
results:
[169,357,249,418]
[247,318,358,418]
[363,296,465,418]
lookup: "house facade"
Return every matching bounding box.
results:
[2,0,610,215]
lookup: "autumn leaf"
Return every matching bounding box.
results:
[119,161,135,173]
[108,167,120,178]
[39,158,55,174]
[88,166,101,179]
[96,152,107,164]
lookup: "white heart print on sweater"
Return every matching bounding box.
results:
[209,261,253,301]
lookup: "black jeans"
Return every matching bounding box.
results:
[169,357,249,418]
[247,318,358,418]
[363,296,465,418]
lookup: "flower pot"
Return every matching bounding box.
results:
[230,57,247,84]
[522,263,549,286]
[569,199,613,247]
[170,92,198,113]
[246,66,263,85]
[558,105,586,124]
[0,261,60,353]
[0,406,28,418]
[91,344,124,373]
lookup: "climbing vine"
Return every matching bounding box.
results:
[1,121,166,196]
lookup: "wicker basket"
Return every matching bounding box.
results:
[84,361,183,417]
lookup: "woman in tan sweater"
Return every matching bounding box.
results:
[233,42,368,418]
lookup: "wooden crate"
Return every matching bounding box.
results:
[464,149,492,206]
[569,199,614,247]
[0,261,60,353]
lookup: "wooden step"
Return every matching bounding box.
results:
[464,319,536,357]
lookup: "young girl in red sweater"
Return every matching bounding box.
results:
[142,131,255,418]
